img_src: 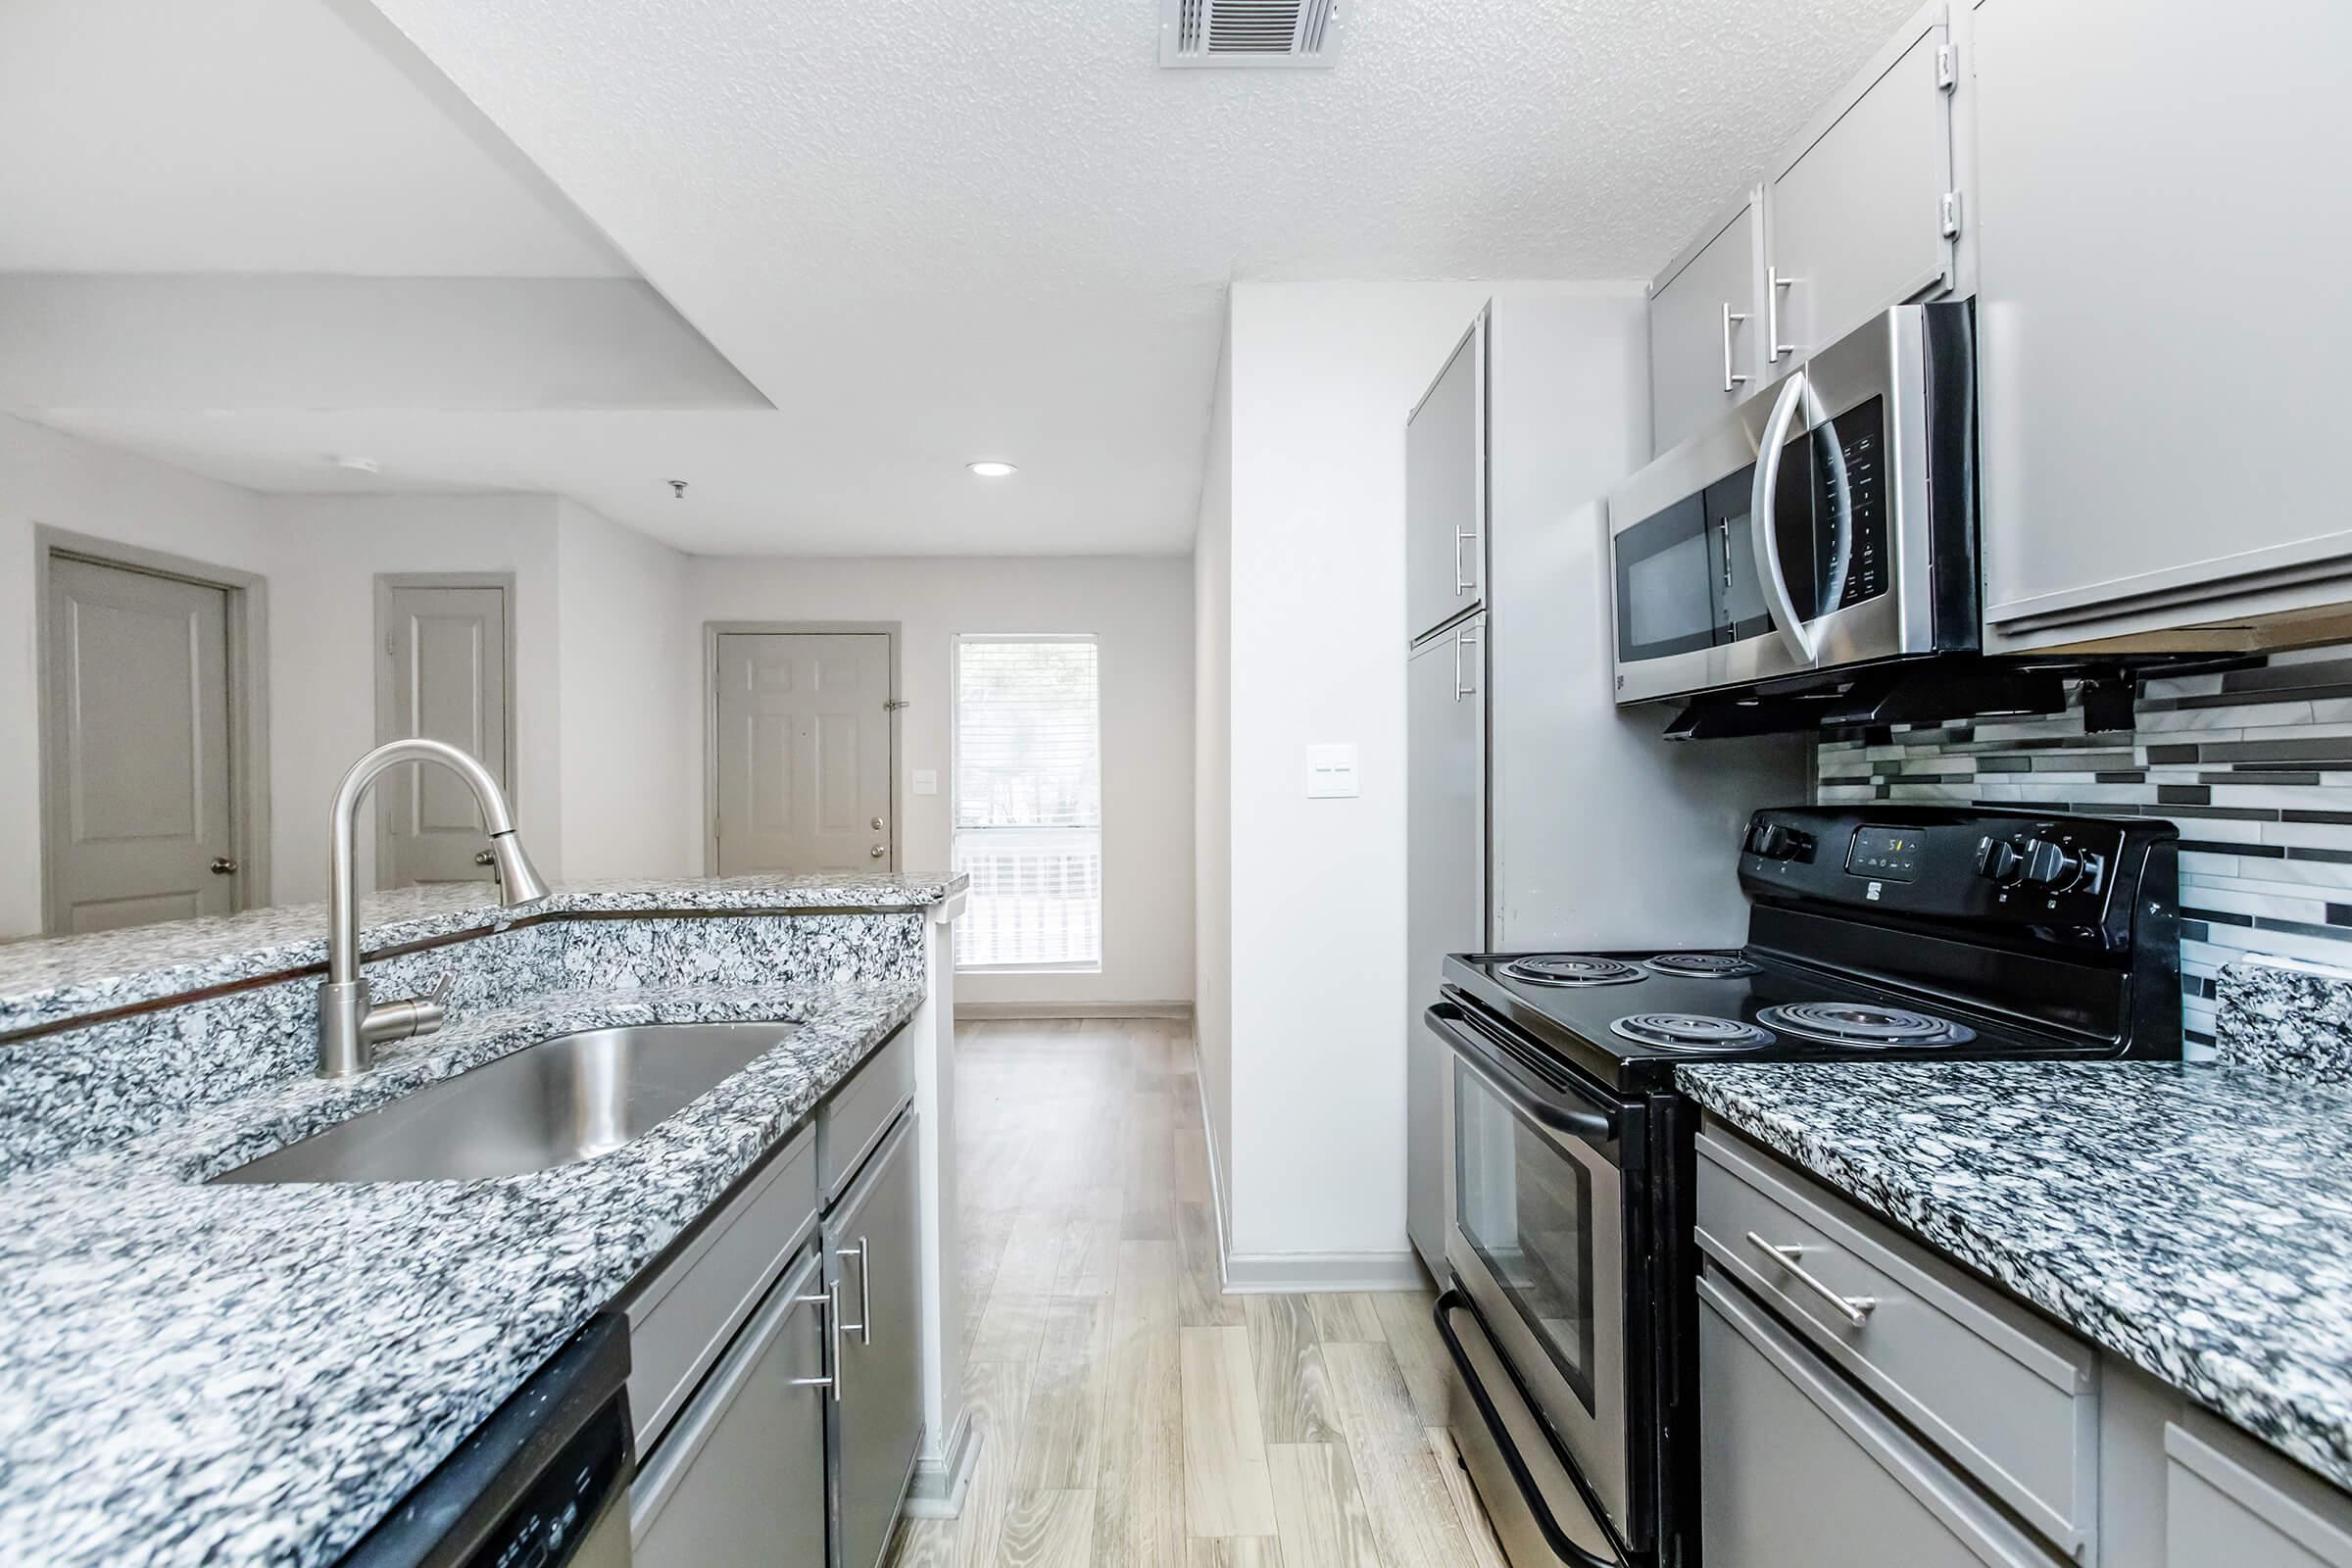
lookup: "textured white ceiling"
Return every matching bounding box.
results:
[0,0,627,275]
[335,0,1923,554]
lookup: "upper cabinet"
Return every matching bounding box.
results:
[1647,195,1763,456]
[1645,2,1964,461]
[1763,11,1957,367]
[1974,0,2352,653]
[1407,309,1488,641]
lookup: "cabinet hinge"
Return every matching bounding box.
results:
[1939,191,1963,239]
[1935,42,1956,91]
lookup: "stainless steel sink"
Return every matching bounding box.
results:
[211,1021,798,1184]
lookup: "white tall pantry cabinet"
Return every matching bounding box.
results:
[1401,292,1804,1273]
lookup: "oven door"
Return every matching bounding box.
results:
[1430,1001,1633,1559]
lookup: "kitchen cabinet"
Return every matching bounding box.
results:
[1763,6,1956,367]
[1699,1273,2065,1566]
[1645,194,1762,456]
[1642,1,1965,461]
[1974,0,2352,653]
[632,1248,829,1568]
[829,1109,923,1568]
[1405,309,1486,641]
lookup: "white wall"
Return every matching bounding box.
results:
[1193,325,1235,1220]
[0,415,279,936]
[554,498,699,881]
[690,555,1196,1009]
[266,492,567,904]
[1216,281,1643,1271]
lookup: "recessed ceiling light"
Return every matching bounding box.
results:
[967,461,1017,478]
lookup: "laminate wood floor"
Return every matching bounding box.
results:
[889,1019,1505,1568]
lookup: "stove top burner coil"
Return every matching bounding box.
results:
[1607,1012,1777,1051]
[1755,1002,1977,1049]
[1502,956,1644,988]
[1642,953,1762,979]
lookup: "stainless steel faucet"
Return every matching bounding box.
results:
[317,738,551,1077]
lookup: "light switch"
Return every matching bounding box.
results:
[1304,744,1359,799]
[911,769,938,797]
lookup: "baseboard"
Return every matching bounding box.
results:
[901,1409,980,1519]
[1192,1040,1233,1287]
[955,1000,1194,1021]
[1220,1250,1430,1293]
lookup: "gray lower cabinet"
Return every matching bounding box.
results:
[1699,1273,2063,1567]
[632,1246,829,1568]
[1974,0,2352,652]
[829,1108,923,1568]
[2165,1416,2352,1568]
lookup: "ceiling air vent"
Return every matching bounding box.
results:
[1160,0,1342,68]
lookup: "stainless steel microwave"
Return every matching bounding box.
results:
[1606,302,1979,708]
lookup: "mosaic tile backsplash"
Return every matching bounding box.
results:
[1815,645,2352,1054]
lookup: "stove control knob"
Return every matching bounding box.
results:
[1750,821,1803,860]
[1975,837,2024,884]
[2020,838,2083,891]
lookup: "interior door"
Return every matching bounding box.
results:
[377,580,510,888]
[1406,615,1484,1273]
[43,555,236,933]
[713,632,894,875]
[1406,310,1487,641]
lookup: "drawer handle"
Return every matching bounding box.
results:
[1744,1231,1877,1328]
[787,1284,843,1403]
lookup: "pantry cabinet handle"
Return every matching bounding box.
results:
[1745,1231,1876,1328]
[1721,303,1750,391]
[1452,626,1480,702]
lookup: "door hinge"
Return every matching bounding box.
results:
[1935,42,1956,91]
[385,632,396,656]
[1940,190,1963,239]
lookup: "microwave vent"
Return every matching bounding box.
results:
[1160,0,1341,67]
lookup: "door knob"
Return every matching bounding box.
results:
[473,849,496,867]
[869,845,887,859]
[209,856,239,876]
[871,816,885,831]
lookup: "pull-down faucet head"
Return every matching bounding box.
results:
[318,738,548,1077]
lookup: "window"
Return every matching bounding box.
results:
[953,635,1102,971]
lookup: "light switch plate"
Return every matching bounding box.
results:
[1304,744,1359,799]
[911,768,938,796]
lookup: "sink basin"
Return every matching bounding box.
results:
[211,1021,798,1184]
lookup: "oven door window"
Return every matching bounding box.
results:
[1613,493,1722,664]
[1453,1060,1598,1414]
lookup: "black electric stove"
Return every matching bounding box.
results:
[1430,806,2180,1568]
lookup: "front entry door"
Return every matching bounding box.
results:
[376,580,511,888]
[43,556,237,933]
[712,632,893,874]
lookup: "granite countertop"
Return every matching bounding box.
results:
[0,872,966,1038]
[0,972,925,1566]
[1680,1058,2352,1493]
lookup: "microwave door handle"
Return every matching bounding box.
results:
[1749,368,1817,666]
[1425,1004,1615,1144]
[1433,1289,1627,1568]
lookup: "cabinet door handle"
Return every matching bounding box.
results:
[840,1238,873,1347]
[788,1286,842,1401]
[1452,626,1480,702]
[1721,303,1750,391]
[1452,525,1478,596]
[1767,267,1799,362]
[1744,1231,1876,1328]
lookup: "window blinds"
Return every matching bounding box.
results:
[953,637,1103,970]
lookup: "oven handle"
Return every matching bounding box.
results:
[1434,1288,1626,1568]
[1426,1003,1616,1144]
